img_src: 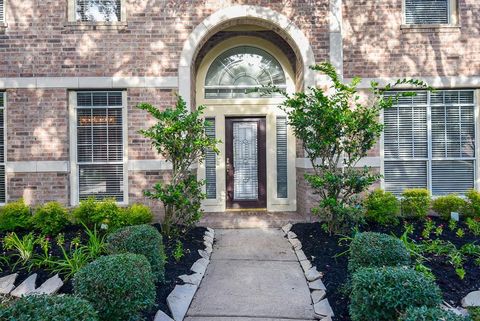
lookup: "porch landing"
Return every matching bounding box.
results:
[197,211,313,229]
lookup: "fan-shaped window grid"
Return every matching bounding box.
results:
[383,90,475,196]
[76,91,124,202]
[205,46,287,99]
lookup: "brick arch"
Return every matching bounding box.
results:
[178,5,316,109]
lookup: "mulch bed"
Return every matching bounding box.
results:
[0,225,207,319]
[292,218,480,321]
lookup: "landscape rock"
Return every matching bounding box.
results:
[311,289,327,303]
[198,249,209,259]
[289,238,302,250]
[11,274,37,298]
[300,259,312,272]
[204,235,214,245]
[295,249,307,262]
[309,279,327,291]
[282,223,292,234]
[314,298,334,317]
[179,273,203,285]
[0,273,18,294]
[206,227,214,234]
[205,244,213,254]
[462,290,480,307]
[190,258,209,275]
[204,231,214,239]
[154,310,174,321]
[305,267,323,282]
[287,231,297,239]
[167,284,197,321]
[31,274,63,295]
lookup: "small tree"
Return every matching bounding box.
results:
[138,96,219,237]
[266,63,428,233]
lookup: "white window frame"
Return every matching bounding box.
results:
[381,89,477,196]
[0,92,6,205]
[0,0,6,24]
[69,91,128,206]
[402,0,458,26]
[68,0,127,23]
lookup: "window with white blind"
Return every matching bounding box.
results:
[205,118,216,199]
[76,0,121,22]
[384,90,476,196]
[73,91,126,203]
[0,0,5,23]
[276,117,288,198]
[0,93,5,203]
[404,0,451,25]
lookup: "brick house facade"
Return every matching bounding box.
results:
[0,0,479,221]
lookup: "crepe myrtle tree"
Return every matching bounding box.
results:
[137,96,219,238]
[262,62,429,233]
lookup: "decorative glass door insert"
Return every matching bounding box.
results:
[233,122,258,200]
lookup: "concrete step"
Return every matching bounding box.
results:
[197,211,313,228]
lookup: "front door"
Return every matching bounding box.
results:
[225,117,266,209]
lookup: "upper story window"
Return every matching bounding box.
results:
[404,0,452,25]
[205,46,286,99]
[0,0,5,24]
[76,0,121,22]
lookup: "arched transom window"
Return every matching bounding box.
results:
[205,46,287,99]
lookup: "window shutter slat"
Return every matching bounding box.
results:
[384,161,428,195]
[205,118,216,199]
[0,0,4,23]
[76,0,121,22]
[432,160,474,195]
[76,91,124,202]
[276,117,288,198]
[0,92,4,203]
[405,0,449,25]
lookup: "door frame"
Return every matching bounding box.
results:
[225,117,267,209]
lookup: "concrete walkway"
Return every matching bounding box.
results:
[185,229,315,321]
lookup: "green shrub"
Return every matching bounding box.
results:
[0,198,32,231]
[350,267,442,321]
[72,197,122,229]
[74,253,155,321]
[401,189,431,219]
[0,294,99,321]
[364,189,400,225]
[432,194,467,220]
[121,204,153,226]
[469,307,480,321]
[400,306,472,321]
[31,201,70,235]
[348,232,410,272]
[463,190,480,219]
[106,224,165,282]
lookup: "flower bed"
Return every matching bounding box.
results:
[293,217,480,321]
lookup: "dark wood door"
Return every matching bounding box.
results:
[225,117,266,209]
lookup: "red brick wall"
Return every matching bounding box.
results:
[343,0,480,78]
[7,172,69,205]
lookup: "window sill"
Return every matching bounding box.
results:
[64,21,128,31]
[401,24,461,33]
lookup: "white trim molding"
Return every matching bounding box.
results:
[6,161,69,173]
[347,76,480,89]
[296,157,381,169]
[128,160,172,171]
[178,5,317,110]
[329,0,343,79]
[0,77,178,89]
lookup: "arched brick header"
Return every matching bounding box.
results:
[178,5,317,109]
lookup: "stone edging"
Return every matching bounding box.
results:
[0,273,63,297]
[281,223,334,321]
[155,227,215,321]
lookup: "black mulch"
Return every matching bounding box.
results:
[292,218,480,321]
[0,225,207,320]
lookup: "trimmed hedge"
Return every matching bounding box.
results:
[350,267,442,321]
[348,232,410,272]
[364,189,400,225]
[431,194,467,220]
[0,294,98,321]
[31,201,70,235]
[400,306,472,321]
[401,189,431,219]
[0,198,31,231]
[106,224,165,282]
[72,197,123,229]
[121,204,153,226]
[74,253,156,321]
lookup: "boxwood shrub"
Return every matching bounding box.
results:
[121,203,154,226]
[0,198,32,231]
[348,232,410,272]
[74,253,156,321]
[431,194,467,220]
[464,190,480,219]
[106,224,165,282]
[400,306,472,321]
[350,267,442,321]
[364,189,400,225]
[401,188,431,219]
[72,197,122,229]
[0,294,98,321]
[31,201,70,235]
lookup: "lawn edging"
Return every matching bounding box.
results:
[282,223,334,320]
[155,227,215,321]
